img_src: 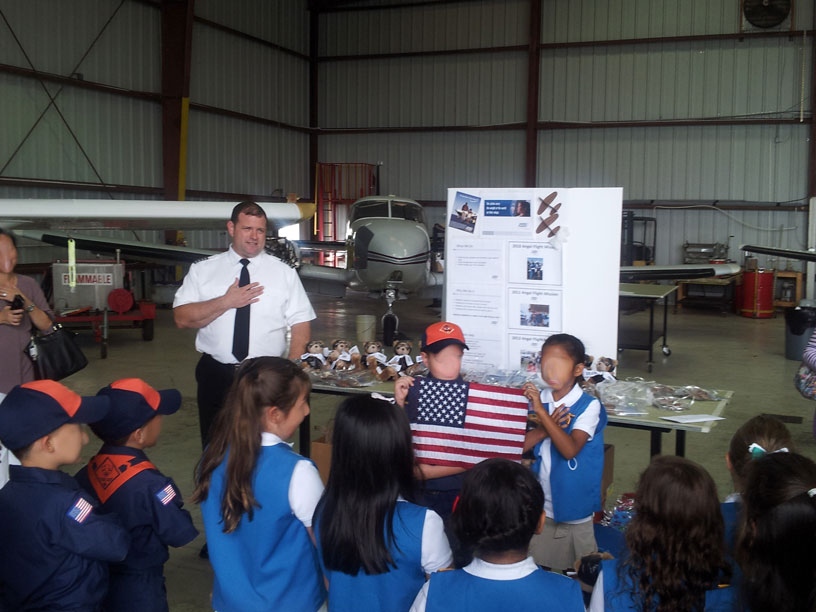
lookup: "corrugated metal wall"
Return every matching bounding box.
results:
[650,207,807,271]
[0,0,162,191]
[1,0,311,263]
[318,0,814,216]
[187,11,311,197]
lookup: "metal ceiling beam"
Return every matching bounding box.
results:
[161,0,195,201]
[524,0,541,188]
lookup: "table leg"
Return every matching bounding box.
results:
[675,430,686,457]
[662,295,669,348]
[300,408,311,458]
[647,300,655,370]
[650,430,662,456]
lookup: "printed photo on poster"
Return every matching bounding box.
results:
[520,304,550,328]
[508,288,563,332]
[507,242,562,286]
[449,191,481,233]
[484,199,531,218]
[508,333,551,374]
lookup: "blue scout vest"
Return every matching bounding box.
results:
[425,566,585,612]
[202,443,326,612]
[318,501,428,612]
[600,558,736,612]
[531,391,608,522]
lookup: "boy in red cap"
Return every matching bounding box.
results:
[0,380,130,611]
[75,378,198,612]
[395,321,470,519]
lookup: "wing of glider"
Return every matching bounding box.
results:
[740,244,816,263]
[619,263,740,281]
[0,199,314,231]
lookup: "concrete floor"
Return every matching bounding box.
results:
[60,292,816,611]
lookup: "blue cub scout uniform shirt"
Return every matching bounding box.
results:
[75,445,199,612]
[0,465,130,611]
[426,566,585,612]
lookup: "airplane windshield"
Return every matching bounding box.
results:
[350,200,390,222]
[390,201,424,224]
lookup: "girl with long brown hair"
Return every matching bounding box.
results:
[192,357,325,612]
[588,456,734,612]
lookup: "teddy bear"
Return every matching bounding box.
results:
[299,340,329,372]
[328,339,355,371]
[387,340,422,376]
[363,340,398,381]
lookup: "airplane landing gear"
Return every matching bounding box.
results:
[382,288,399,346]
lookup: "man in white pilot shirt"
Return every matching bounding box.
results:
[173,201,315,450]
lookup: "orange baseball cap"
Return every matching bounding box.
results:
[0,380,110,450]
[421,321,469,353]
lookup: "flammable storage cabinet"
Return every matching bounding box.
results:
[52,260,156,358]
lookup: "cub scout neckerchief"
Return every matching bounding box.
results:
[87,453,157,503]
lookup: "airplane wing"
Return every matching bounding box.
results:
[0,199,314,230]
[619,263,741,281]
[740,244,816,263]
[12,228,213,265]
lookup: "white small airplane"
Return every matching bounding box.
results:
[0,197,741,344]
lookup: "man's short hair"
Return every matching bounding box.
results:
[230,201,268,224]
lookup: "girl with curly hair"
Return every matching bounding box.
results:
[588,456,734,612]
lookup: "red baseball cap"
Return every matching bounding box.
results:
[91,378,182,442]
[421,321,469,353]
[0,380,110,450]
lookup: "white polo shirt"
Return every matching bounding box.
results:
[173,247,315,364]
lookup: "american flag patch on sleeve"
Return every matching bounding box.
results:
[66,497,93,524]
[155,484,176,506]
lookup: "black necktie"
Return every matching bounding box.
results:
[232,258,250,362]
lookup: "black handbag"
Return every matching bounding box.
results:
[26,324,88,381]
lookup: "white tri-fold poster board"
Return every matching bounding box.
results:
[443,187,623,372]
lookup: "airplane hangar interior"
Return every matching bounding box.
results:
[1,0,816,609]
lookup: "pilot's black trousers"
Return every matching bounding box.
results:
[195,353,238,449]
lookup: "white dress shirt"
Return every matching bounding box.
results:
[173,247,315,364]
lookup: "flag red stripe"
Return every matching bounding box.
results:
[413,457,473,469]
[464,421,529,437]
[466,408,528,423]
[414,444,522,460]
[467,395,530,410]
[412,429,523,448]
[469,382,526,397]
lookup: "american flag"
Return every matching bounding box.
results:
[155,484,176,506]
[409,378,529,468]
[66,497,93,524]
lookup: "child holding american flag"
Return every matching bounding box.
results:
[523,333,608,572]
[395,322,530,520]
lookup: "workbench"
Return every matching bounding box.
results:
[618,283,677,372]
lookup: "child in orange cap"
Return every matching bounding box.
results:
[395,321,470,519]
[75,378,198,612]
[0,380,130,611]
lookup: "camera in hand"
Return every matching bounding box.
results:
[10,295,24,310]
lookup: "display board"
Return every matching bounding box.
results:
[443,187,623,372]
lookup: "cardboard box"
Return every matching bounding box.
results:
[311,435,332,485]
[601,444,615,508]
